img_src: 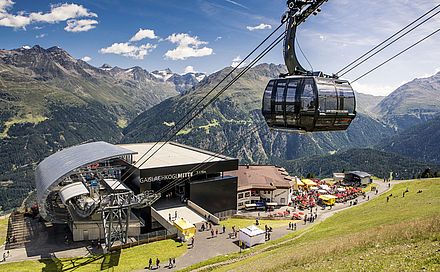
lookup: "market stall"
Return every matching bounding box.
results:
[302,179,317,187]
[238,225,266,247]
[174,218,196,241]
[318,194,337,206]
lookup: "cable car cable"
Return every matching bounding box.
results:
[295,37,313,71]
[351,27,440,84]
[153,34,290,195]
[134,31,287,182]
[340,8,440,77]
[337,3,440,76]
[156,122,269,195]
[155,36,290,194]
[120,22,286,184]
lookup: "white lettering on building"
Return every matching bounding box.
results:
[140,171,206,184]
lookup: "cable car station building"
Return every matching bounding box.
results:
[35,141,238,245]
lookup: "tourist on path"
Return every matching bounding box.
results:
[148,258,152,269]
[156,258,160,268]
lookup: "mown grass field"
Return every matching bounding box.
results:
[184,179,440,272]
[0,239,186,271]
[0,214,9,245]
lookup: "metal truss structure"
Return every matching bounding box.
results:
[100,191,161,252]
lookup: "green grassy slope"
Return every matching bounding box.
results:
[187,178,440,272]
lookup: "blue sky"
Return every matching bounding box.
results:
[0,0,439,95]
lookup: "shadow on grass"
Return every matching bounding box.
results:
[38,250,121,271]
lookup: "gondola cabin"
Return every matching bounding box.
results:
[262,76,356,132]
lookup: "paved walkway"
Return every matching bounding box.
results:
[145,180,392,271]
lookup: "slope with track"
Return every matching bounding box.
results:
[123,64,394,163]
[374,72,440,130]
[378,113,440,164]
[354,92,385,116]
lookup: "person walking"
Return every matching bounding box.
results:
[148,258,152,269]
[173,258,176,268]
[215,229,218,237]
[174,210,178,219]
[169,213,172,221]
[386,196,389,203]
[294,223,297,230]
[169,258,173,268]
[191,236,195,248]
[156,258,160,269]
[211,229,214,238]
[222,225,226,234]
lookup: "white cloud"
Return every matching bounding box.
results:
[35,33,46,38]
[0,13,31,28]
[130,28,157,42]
[100,42,156,60]
[29,3,97,23]
[0,2,97,30]
[164,33,213,60]
[21,45,31,49]
[0,0,13,13]
[231,55,245,68]
[351,81,400,96]
[246,23,272,31]
[184,66,196,74]
[81,56,92,62]
[64,19,98,32]
[215,36,222,41]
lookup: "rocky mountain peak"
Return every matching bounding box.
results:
[100,63,112,70]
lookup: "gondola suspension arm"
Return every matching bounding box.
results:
[283,0,328,76]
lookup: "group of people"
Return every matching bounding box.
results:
[147,257,176,270]
[303,212,317,224]
[2,250,10,262]
[168,211,178,222]
[288,222,297,230]
[7,235,16,244]
[264,225,272,240]
[200,221,228,239]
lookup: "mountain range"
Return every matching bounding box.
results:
[0,45,439,211]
